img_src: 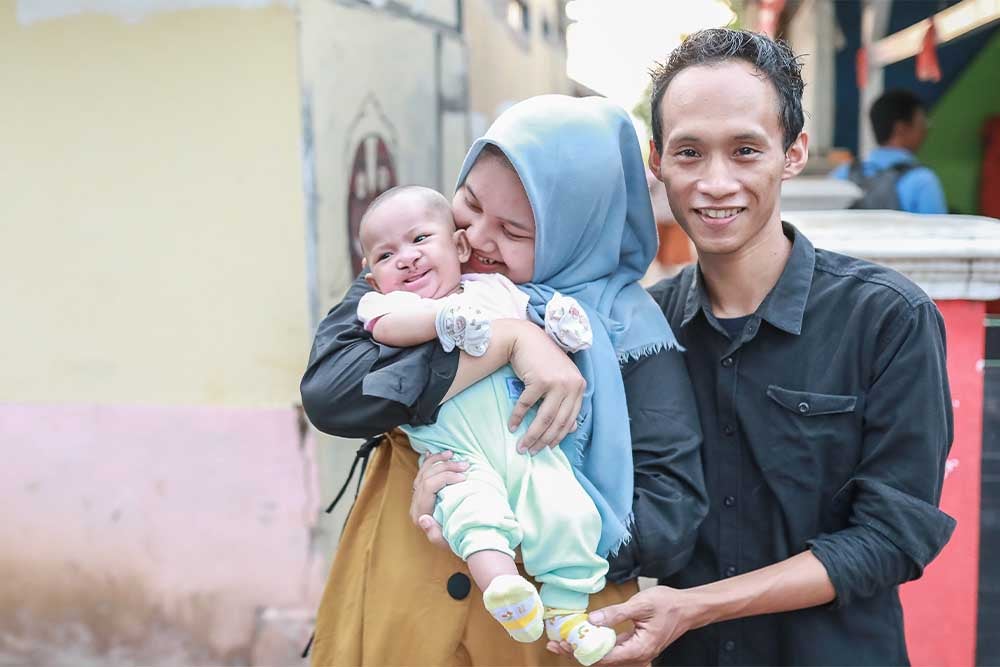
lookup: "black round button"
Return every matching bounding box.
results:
[723,424,736,436]
[797,401,810,414]
[721,357,734,368]
[724,640,736,652]
[447,572,471,600]
[724,495,736,507]
[725,565,737,577]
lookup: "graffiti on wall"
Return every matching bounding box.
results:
[345,95,399,274]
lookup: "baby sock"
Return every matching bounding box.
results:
[482,574,544,643]
[545,610,616,666]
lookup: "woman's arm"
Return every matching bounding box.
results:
[300,276,458,438]
[606,348,709,582]
[301,277,585,448]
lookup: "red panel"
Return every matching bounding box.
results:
[901,300,984,666]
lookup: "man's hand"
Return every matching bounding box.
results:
[546,586,696,666]
[506,321,585,454]
[409,451,467,548]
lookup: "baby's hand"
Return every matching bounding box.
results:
[545,293,592,353]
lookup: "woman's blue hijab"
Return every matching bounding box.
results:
[455,95,680,556]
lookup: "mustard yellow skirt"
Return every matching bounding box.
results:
[310,429,638,666]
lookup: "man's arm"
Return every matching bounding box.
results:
[607,349,708,583]
[561,551,834,665]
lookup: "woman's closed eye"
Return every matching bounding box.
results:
[502,225,531,241]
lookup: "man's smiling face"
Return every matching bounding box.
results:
[649,59,807,259]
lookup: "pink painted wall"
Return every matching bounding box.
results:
[0,402,322,664]
[901,300,985,666]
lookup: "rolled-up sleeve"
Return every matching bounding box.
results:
[300,275,460,438]
[807,300,956,606]
[607,348,708,582]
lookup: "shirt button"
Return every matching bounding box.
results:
[724,640,736,652]
[725,565,737,577]
[721,357,734,368]
[797,401,810,414]
[447,572,471,600]
[724,495,736,507]
[723,424,736,436]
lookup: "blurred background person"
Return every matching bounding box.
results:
[831,88,947,213]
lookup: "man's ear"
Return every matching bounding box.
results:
[454,229,472,263]
[648,139,663,177]
[364,272,379,291]
[782,131,809,180]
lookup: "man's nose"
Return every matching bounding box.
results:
[697,158,740,199]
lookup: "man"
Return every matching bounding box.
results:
[549,29,955,666]
[831,88,948,213]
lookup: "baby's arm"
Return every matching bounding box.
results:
[370,309,438,348]
[357,290,439,348]
[544,293,593,353]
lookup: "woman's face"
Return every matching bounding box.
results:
[452,154,536,284]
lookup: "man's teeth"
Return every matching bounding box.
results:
[701,208,742,219]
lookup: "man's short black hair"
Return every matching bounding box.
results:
[650,28,805,153]
[870,89,925,145]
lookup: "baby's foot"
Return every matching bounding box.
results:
[545,612,616,666]
[483,575,544,643]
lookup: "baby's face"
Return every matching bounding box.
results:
[361,193,470,298]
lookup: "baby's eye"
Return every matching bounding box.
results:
[377,252,391,262]
[414,234,428,242]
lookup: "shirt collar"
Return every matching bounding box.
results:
[680,222,815,336]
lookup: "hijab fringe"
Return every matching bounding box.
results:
[605,512,636,558]
[617,337,684,365]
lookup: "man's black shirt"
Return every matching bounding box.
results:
[647,223,955,666]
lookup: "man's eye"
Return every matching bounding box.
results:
[414,234,428,242]
[736,146,759,156]
[676,149,699,158]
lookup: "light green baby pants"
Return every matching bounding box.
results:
[402,365,608,610]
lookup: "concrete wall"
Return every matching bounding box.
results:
[465,0,573,133]
[0,3,315,664]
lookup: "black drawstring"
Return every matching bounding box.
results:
[324,434,384,514]
[304,434,385,660]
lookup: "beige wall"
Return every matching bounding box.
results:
[0,3,309,407]
[465,0,573,129]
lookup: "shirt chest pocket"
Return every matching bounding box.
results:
[761,385,862,490]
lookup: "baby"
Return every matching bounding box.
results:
[356,185,617,665]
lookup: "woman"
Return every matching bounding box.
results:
[301,95,708,666]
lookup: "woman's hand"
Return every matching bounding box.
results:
[443,319,586,455]
[410,450,468,548]
[506,322,585,454]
